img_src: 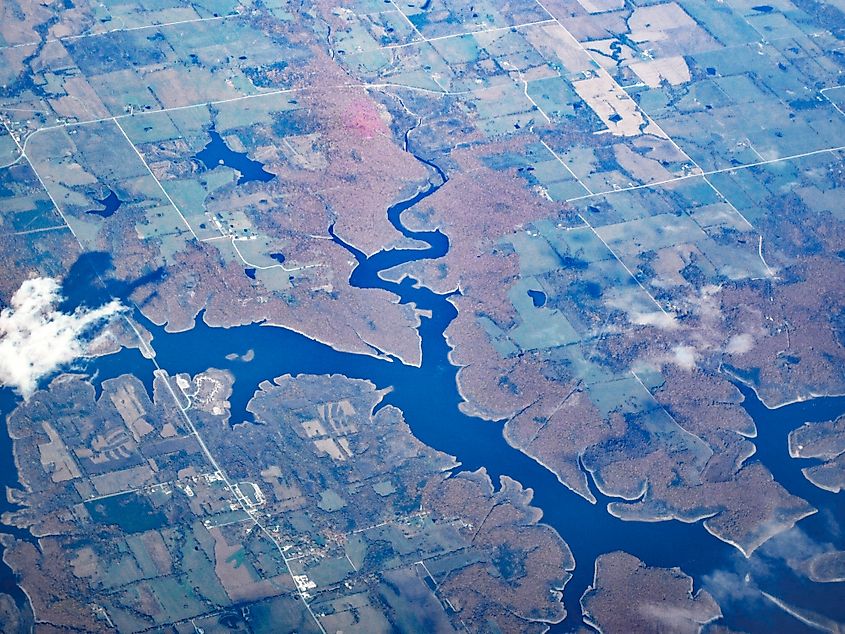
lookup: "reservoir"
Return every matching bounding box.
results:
[0,152,843,632]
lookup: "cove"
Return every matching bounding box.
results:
[0,389,35,623]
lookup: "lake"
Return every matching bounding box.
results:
[0,151,843,632]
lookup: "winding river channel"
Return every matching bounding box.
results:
[1,148,844,631]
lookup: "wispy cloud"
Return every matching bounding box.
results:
[0,277,123,398]
[703,524,845,630]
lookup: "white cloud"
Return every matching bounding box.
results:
[672,344,698,370]
[630,310,678,330]
[702,567,760,605]
[0,277,123,398]
[639,602,720,630]
[726,333,754,355]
